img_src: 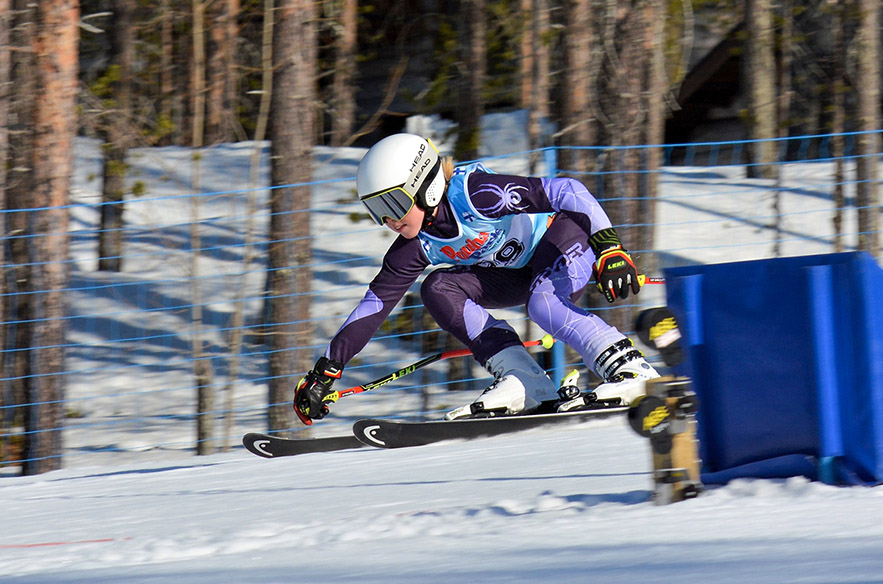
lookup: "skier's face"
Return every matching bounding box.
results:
[384,204,425,239]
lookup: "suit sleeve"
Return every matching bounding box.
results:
[325,236,429,364]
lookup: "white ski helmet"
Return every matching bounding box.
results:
[356,133,446,225]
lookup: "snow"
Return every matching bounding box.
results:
[3,422,883,583]
[2,424,881,583]
[2,116,881,582]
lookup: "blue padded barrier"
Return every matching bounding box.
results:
[664,252,883,485]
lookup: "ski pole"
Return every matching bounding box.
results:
[638,274,665,286]
[327,334,557,404]
[590,275,665,297]
[592,275,665,288]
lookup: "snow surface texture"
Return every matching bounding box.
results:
[3,421,883,583]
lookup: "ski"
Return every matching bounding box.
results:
[242,432,366,458]
[352,404,628,449]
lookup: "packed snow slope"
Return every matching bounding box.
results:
[2,417,882,583]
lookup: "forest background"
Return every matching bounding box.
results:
[0,0,880,474]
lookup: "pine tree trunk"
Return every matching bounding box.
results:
[5,0,37,461]
[559,0,594,174]
[330,0,356,147]
[456,0,485,160]
[22,0,79,475]
[641,0,665,276]
[519,0,534,113]
[591,0,650,335]
[771,0,792,256]
[522,0,550,173]
[0,0,10,465]
[159,0,175,145]
[98,0,135,273]
[830,0,845,252]
[267,0,316,435]
[854,0,880,257]
[222,0,275,451]
[206,0,240,144]
[745,0,777,179]
[191,0,216,455]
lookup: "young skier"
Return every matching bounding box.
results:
[294,133,658,425]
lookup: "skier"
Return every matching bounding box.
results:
[294,133,658,425]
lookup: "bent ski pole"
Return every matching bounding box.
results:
[327,334,557,404]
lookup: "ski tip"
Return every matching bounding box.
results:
[352,419,392,449]
[242,433,275,458]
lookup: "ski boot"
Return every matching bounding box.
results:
[445,345,559,420]
[557,338,659,412]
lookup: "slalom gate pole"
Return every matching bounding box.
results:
[328,334,557,404]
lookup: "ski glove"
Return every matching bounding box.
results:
[589,228,641,303]
[294,356,344,425]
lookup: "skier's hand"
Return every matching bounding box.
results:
[293,357,344,425]
[589,228,641,303]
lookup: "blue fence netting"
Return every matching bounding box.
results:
[1,131,880,471]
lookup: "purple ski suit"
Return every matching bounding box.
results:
[325,164,628,370]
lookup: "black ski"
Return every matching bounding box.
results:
[352,405,628,449]
[242,432,365,458]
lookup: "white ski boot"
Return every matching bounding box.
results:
[589,338,659,406]
[445,345,559,420]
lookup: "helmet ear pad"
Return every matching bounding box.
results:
[418,167,446,211]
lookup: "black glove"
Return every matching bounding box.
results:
[293,357,344,425]
[589,228,641,303]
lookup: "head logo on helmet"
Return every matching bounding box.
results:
[357,134,446,225]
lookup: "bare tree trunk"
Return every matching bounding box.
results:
[206,0,240,144]
[854,0,880,257]
[745,0,777,179]
[456,0,485,160]
[592,0,649,334]
[772,0,792,257]
[330,0,356,147]
[519,0,533,114]
[21,0,79,475]
[222,0,275,451]
[5,0,37,463]
[0,0,10,465]
[159,0,175,145]
[191,0,215,455]
[559,0,594,174]
[98,0,135,272]
[179,5,195,145]
[267,0,316,435]
[641,0,665,275]
[775,0,792,140]
[522,0,550,173]
[596,0,644,245]
[830,0,845,252]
